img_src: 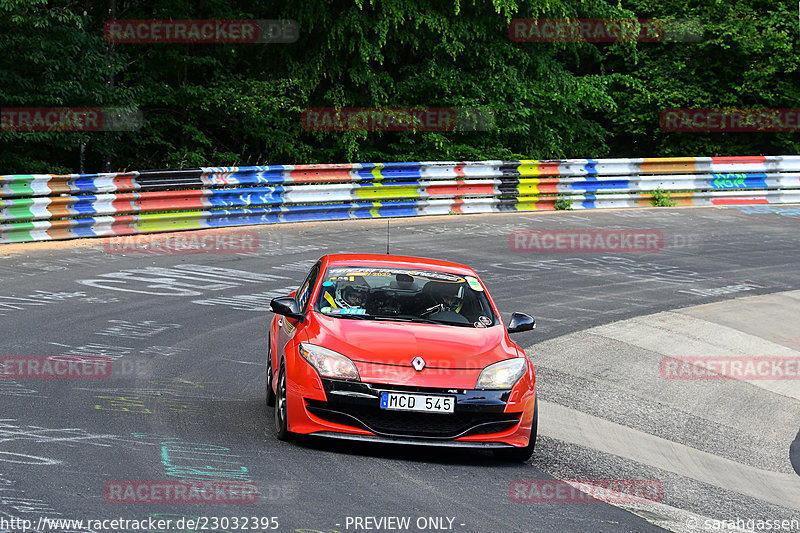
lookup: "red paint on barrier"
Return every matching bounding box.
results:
[710,198,769,205]
[111,175,138,192]
[427,183,494,196]
[133,190,207,211]
[710,156,767,164]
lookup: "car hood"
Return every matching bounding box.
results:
[307,313,517,386]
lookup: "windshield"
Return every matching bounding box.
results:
[314,266,497,328]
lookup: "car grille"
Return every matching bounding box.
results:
[306,400,519,439]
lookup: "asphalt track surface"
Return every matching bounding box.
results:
[1,205,799,533]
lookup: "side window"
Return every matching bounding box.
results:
[296,262,321,312]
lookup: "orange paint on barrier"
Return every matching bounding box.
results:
[640,158,698,174]
[289,169,353,183]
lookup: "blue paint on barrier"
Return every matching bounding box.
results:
[280,203,352,222]
[71,217,102,237]
[376,201,419,217]
[570,179,629,192]
[72,196,101,215]
[710,173,768,189]
[205,207,282,227]
[73,178,99,193]
[207,187,286,207]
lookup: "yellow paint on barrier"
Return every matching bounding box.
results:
[135,211,205,232]
[515,197,541,211]
[371,163,384,182]
[516,179,542,195]
[355,185,419,199]
[369,202,382,217]
[517,160,544,177]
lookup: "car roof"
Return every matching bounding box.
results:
[320,254,478,276]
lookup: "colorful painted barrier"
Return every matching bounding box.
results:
[2,156,799,243]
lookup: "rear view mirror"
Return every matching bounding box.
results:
[270,296,303,320]
[507,312,535,334]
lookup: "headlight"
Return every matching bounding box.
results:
[476,358,526,390]
[299,343,360,381]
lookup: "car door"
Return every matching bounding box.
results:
[274,261,321,365]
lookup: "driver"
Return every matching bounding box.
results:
[427,282,464,314]
[321,276,370,310]
[337,284,368,308]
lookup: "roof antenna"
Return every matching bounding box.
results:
[386,219,390,255]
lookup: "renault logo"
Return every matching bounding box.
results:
[411,356,426,371]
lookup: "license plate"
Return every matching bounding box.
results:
[380,392,455,413]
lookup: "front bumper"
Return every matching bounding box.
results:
[303,379,524,442]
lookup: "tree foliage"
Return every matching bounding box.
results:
[1,0,798,173]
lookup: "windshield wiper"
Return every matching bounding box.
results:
[371,315,443,325]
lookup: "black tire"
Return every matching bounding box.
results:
[494,396,538,462]
[265,340,275,408]
[274,362,292,441]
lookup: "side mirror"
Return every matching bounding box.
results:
[507,312,535,334]
[270,296,303,320]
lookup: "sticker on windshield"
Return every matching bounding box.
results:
[466,276,483,291]
[321,306,332,313]
[474,321,486,328]
[330,308,366,315]
[478,315,492,325]
[327,267,464,283]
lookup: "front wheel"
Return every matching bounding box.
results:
[494,396,537,462]
[274,362,293,441]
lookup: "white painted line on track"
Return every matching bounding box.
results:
[539,400,800,511]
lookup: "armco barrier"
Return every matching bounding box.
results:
[2,156,800,243]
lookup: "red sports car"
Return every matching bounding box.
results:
[266,254,538,461]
